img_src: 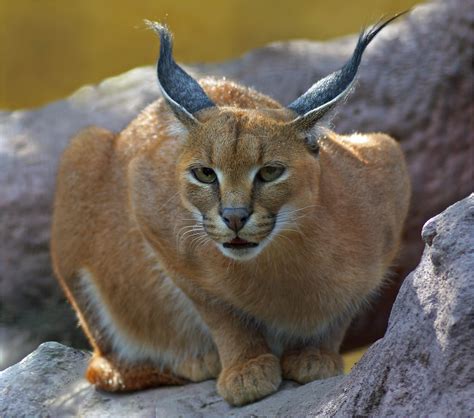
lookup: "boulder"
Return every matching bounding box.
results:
[0,342,341,417]
[0,0,473,367]
[1,194,472,417]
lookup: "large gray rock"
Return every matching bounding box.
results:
[1,0,473,367]
[1,195,472,417]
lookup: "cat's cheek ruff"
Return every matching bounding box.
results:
[179,197,203,222]
[180,176,217,220]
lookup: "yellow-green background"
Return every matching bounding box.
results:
[1,0,420,110]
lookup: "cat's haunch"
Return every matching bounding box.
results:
[51,17,410,406]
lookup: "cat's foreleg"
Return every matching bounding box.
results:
[196,302,282,406]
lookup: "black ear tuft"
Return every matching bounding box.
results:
[287,11,408,127]
[147,21,215,126]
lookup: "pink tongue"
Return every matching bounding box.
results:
[230,237,248,245]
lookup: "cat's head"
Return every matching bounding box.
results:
[174,104,322,261]
[148,19,399,261]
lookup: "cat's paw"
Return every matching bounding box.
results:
[176,351,221,382]
[217,353,281,406]
[281,348,343,384]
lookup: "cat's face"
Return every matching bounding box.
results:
[177,108,320,261]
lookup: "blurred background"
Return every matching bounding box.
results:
[0,0,421,110]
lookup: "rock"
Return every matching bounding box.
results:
[1,0,473,367]
[1,195,472,416]
[0,341,342,417]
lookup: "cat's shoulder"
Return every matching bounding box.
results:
[323,132,405,169]
[53,126,118,240]
[58,126,116,182]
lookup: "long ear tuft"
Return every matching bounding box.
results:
[287,11,408,128]
[146,21,215,127]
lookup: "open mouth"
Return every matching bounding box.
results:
[223,237,259,250]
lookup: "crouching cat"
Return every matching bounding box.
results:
[51,16,410,406]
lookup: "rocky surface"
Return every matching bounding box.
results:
[1,195,473,417]
[0,341,341,417]
[1,0,473,367]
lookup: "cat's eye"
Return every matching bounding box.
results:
[192,167,217,184]
[258,165,285,182]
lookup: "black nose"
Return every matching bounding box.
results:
[221,207,250,232]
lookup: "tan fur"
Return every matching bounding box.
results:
[51,78,410,405]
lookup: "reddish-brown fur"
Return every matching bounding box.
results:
[51,78,410,405]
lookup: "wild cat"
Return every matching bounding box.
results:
[51,15,410,405]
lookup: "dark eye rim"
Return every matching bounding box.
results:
[191,166,218,184]
[257,164,286,182]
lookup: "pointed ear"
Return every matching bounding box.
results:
[147,21,216,130]
[286,12,407,132]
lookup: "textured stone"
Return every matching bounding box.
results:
[1,0,473,368]
[1,195,473,416]
[0,342,341,417]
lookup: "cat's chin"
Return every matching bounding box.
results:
[217,242,264,261]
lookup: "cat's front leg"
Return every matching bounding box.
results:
[197,302,281,406]
[218,353,281,406]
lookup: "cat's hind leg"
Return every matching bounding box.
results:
[281,347,343,383]
[55,269,188,392]
[86,354,187,392]
[87,349,221,391]
[280,318,350,384]
[174,350,221,382]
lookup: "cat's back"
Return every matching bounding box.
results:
[53,126,118,224]
[321,132,409,206]
[51,126,119,275]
